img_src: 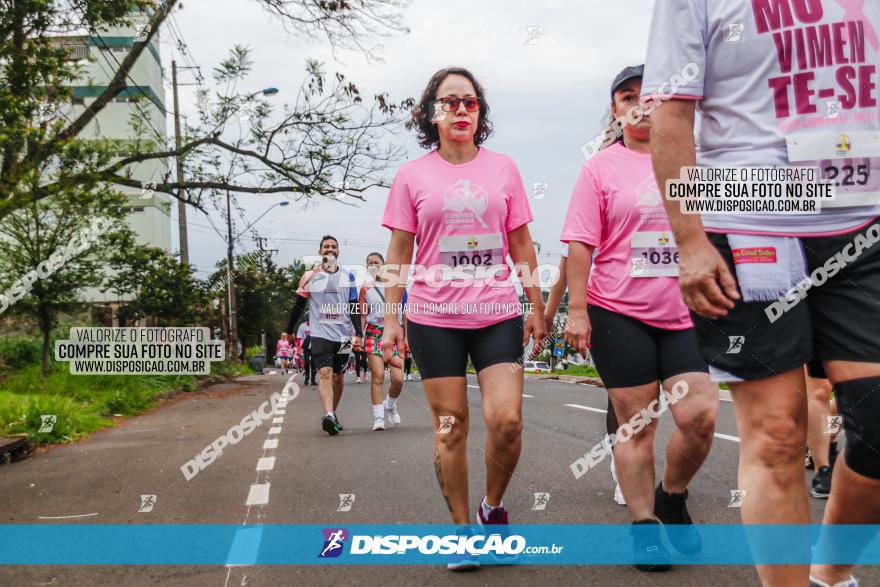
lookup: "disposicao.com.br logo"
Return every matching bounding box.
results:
[318,527,563,558]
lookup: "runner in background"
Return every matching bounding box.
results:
[286,236,363,435]
[296,320,316,385]
[292,343,303,374]
[403,348,414,381]
[806,370,835,499]
[354,349,368,383]
[544,242,626,507]
[564,66,719,572]
[360,252,408,431]
[275,333,292,375]
[645,2,880,584]
[379,67,546,571]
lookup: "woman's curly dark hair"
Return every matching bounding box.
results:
[408,67,493,150]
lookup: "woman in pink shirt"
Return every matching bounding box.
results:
[275,333,293,375]
[562,66,718,573]
[380,67,546,571]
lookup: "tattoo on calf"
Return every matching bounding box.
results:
[434,446,453,513]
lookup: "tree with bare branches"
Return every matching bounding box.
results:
[0,0,414,220]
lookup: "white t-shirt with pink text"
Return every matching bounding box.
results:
[561,143,692,330]
[642,0,879,236]
[382,148,533,329]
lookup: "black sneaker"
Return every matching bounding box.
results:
[333,414,344,430]
[811,466,832,499]
[631,519,671,572]
[322,415,340,436]
[805,449,815,470]
[653,483,702,554]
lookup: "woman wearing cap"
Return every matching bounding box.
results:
[380,67,546,571]
[563,65,719,572]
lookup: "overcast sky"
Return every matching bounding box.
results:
[164,0,656,278]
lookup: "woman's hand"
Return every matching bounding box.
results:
[565,308,592,358]
[677,236,740,319]
[381,321,405,369]
[525,308,547,360]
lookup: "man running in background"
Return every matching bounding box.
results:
[287,235,363,435]
[645,2,880,585]
[296,320,317,385]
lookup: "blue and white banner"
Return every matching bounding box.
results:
[1,524,879,565]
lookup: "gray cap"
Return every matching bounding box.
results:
[610,64,644,97]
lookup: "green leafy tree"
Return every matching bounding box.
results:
[208,254,304,355]
[105,244,209,326]
[0,194,131,375]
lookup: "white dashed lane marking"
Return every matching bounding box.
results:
[263,438,279,450]
[245,483,270,506]
[256,457,276,471]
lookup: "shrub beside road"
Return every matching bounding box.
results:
[0,335,250,444]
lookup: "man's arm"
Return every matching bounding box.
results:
[650,98,739,318]
[285,295,307,335]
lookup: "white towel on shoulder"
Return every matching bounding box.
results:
[726,234,808,302]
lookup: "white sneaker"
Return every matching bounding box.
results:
[357,376,362,383]
[386,404,401,425]
[609,450,626,505]
[810,575,859,587]
[372,416,386,431]
[613,483,627,506]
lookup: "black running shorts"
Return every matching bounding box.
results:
[406,316,524,379]
[310,337,351,374]
[588,304,708,389]
[692,219,880,381]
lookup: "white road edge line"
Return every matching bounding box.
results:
[565,403,607,414]
[37,513,99,519]
[564,403,741,442]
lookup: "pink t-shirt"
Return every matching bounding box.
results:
[561,143,692,330]
[276,339,292,357]
[382,148,534,329]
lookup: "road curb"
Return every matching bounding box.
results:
[528,373,605,387]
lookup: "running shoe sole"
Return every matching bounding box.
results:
[810,487,830,499]
[322,417,340,436]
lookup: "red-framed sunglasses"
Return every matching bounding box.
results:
[434,96,481,113]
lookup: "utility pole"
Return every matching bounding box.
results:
[171,61,202,265]
[226,189,239,361]
[253,234,279,352]
[172,61,189,265]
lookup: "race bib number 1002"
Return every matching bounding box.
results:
[438,233,503,268]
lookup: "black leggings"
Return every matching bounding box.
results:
[606,397,618,436]
[355,351,368,376]
[303,350,317,381]
[404,356,412,375]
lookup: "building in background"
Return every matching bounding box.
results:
[55,6,171,312]
[58,5,171,254]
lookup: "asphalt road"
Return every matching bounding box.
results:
[1,370,876,586]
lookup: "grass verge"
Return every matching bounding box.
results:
[0,360,251,443]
